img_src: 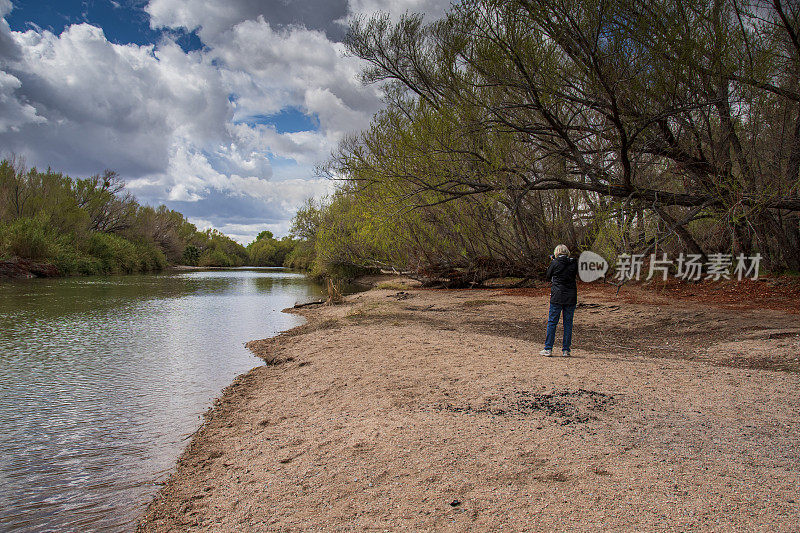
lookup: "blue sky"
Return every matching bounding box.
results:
[5,1,187,48]
[0,0,449,242]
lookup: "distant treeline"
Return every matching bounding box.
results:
[0,158,304,276]
[247,230,307,269]
[293,0,800,284]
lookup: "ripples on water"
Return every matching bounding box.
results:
[0,268,324,532]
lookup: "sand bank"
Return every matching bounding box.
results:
[139,280,800,531]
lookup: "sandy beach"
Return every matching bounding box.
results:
[138,279,800,532]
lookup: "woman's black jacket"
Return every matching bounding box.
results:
[545,255,578,306]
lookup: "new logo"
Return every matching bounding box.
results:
[578,251,609,282]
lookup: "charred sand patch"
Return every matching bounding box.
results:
[435,389,615,425]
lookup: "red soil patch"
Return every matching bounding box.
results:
[502,277,800,314]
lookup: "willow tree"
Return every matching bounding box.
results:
[319,0,800,281]
[321,94,587,281]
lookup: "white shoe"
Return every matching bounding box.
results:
[562,350,571,357]
[539,349,553,357]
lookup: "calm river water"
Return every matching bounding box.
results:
[0,268,325,532]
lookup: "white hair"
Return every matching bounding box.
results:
[553,244,570,256]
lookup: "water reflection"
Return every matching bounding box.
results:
[0,268,323,532]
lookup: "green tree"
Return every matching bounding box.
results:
[316,0,800,283]
[0,157,245,276]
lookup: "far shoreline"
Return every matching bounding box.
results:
[0,258,305,281]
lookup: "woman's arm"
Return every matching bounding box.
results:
[545,260,555,282]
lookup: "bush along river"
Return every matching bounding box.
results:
[0,268,328,532]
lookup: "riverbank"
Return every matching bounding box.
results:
[0,259,211,280]
[0,257,60,279]
[0,256,165,281]
[138,279,800,531]
[0,260,305,280]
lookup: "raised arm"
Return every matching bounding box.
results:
[545,260,555,282]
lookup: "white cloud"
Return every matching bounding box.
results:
[216,221,292,244]
[0,0,451,242]
[146,0,350,42]
[187,217,212,230]
[0,0,20,60]
[147,0,238,41]
[146,0,450,39]
[0,70,43,131]
[213,17,381,135]
[227,175,333,203]
[228,123,333,167]
[1,22,231,177]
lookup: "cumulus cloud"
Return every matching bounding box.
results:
[0,22,230,178]
[0,0,451,242]
[229,123,334,167]
[147,0,451,40]
[0,0,21,60]
[0,70,43,131]
[214,17,381,133]
[147,0,350,42]
[172,174,333,239]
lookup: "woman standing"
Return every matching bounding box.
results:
[540,244,578,357]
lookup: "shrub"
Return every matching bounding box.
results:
[248,239,278,266]
[0,158,251,277]
[0,218,54,260]
[51,247,80,275]
[198,249,233,267]
[76,255,104,276]
[88,232,139,273]
[283,243,315,271]
[134,241,167,272]
[319,261,380,281]
[325,277,344,305]
[182,244,200,265]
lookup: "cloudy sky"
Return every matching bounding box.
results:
[0,0,450,243]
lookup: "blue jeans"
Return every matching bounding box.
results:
[544,303,576,351]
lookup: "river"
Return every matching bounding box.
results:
[0,268,325,532]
